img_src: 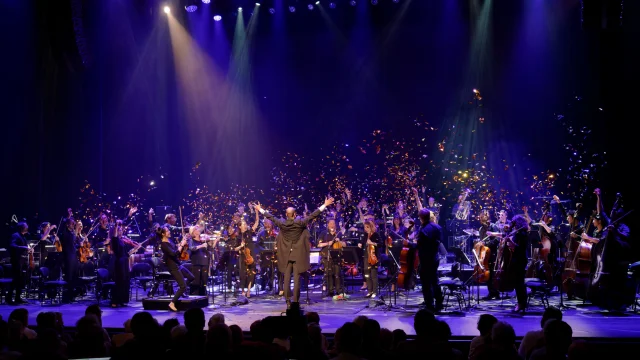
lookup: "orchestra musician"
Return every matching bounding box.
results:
[59,217,79,303]
[507,215,530,313]
[255,197,333,309]
[224,213,242,290]
[234,211,260,298]
[425,196,442,224]
[158,225,194,311]
[415,208,443,312]
[109,220,139,308]
[317,219,347,297]
[478,211,501,300]
[38,222,58,264]
[359,220,382,298]
[8,222,33,305]
[188,225,215,296]
[89,213,109,249]
[257,219,278,292]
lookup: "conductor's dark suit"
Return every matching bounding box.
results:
[262,208,324,302]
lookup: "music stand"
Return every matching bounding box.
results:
[304,250,322,305]
[373,247,406,312]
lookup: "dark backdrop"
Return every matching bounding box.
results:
[1,0,637,229]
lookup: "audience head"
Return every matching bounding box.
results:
[36,311,57,330]
[307,323,324,350]
[362,319,381,344]
[541,306,563,328]
[229,324,243,347]
[8,308,29,328]
[392,329,407,350]
[413,309,436,336]
[379,328,393,351]
[208,313,225,329]
[85,305,103,325]
[491,321,516,349]
[184,308,205,333]
[130,311,159,341]
[249,320,266,343]
[335,322,362,355]
[207,323,232,354]
[353,315,368,328]
[544,320,573,354]
[305,311,320,325]
[171,325,188,340]
[477,314,498,336]
[123,319,132,333]
[434,320,452,342]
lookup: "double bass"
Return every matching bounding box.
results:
[472,240,490,283]
[561,208,593,297]
[526,210,554,284]
[493,226,523,293]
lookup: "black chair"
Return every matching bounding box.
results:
[38,266,67,305]
[96,268,115,303]
[439,277,466,311]
[0,265,14,304]
[129,262,153,301]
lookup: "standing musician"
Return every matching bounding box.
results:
[257,219,278,292]
[415,208,444,312]
[317,219,347,297]
[89,213,109,249]
[59,217,79,303]
[554,195,583,258]
[478,211,501,300]
[109,220,139,308]
[425,195,442,224]
[234,211,260,298]
[158,225,194,312]
[188,225,215,296]
[524,205,558,272]
[8,222,33,305]
[223,213,242,290]
[359,220,382,298]
[38,222,58,266]
[254,197,333,309]
[164,213,186,240]
[506,215,530,313]
[386,214,409,291]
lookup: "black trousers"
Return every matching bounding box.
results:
[112,257,130,305]
[325,260,344,294]
[63,256,78,302]
[364,257,378,295]
[513,267,527,307]
[284,261,301,302]
[225,252,237,289]
[9,261,25,302]
[419,261,442,310]
[190,264,208,295]
[169,265,194,303]
[486,263,500,297]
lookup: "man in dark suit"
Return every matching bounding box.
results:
[416,208,444,312]
[255,197,334,308]
[8,222,33,304]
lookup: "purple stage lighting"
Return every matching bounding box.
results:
[289,6,296,12]
[350,1,356,6]
[202,0,211,3]
[371,0,378,5]
[329,2,336,8]
[185,5,198,12]
[392,0,399,3]
[213,15,222,21]
[308,4,313,10]
[269,8,275,14]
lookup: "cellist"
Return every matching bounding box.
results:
[478,211,501,300]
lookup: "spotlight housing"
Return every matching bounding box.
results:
[371,0,377,5]
[308,4,313,10]
[238,7,242,11]
[185,5,198,12]
[329,2,336,8]
[213,14,222,21]
[164,6,170,13]
[289,6,296,12]
[315,1,320,4]
[202,0,211,3]
[269,8,275,14]
[350,1,356,6]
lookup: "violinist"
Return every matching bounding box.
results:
[554,196,583,256]
[59,217,79,303]
[234,211,259,298]
[164,213,186,240]
[89,213,109,248]
[109,220,139,308]
[257,219,278,292]
[386,214,409,292]
[7,222,32,305]
[506,215,530,313]
[317,219,347,297]
[189,225,214,296]
[158,225,194,311]
[478,211,501,300]
[223,213,242,290]
[38,222,58,265]
[359,220,381,298]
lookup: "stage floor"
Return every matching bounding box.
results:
[1,284,640,338]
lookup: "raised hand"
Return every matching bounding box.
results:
[553,195,560,203]
[594,188,601,196]
[324,197,335,207]
[254,202,262,212]
[149,208,155,215]
[344,189,352,200]
[128,207,138,217]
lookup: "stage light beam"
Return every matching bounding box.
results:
[164,6,170,13]
[213,15,222,21]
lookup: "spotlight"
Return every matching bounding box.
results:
[315,1,320,4]
[163,6,170,13]
[371,0,377,5]
[392,0,399,2]
[213,15,222,21]
[329,2,336,8]
[202,0,211,3]
[289,6,296,12]
[255,2,260,5]
[238,7,242,11]
[308,4,313,10]
[350,1,356,6]
[185,5,198,12]
[269,8,275,14]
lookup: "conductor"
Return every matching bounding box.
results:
[254,197,334,309]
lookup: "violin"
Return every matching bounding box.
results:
[178,206,189,261]
[242,242,254,266]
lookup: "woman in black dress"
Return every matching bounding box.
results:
[109,220,139,308]
[361,220,382,298]
[234,212,259,298]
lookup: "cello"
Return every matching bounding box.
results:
[472,240,490,283]
[493,226,524,293]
